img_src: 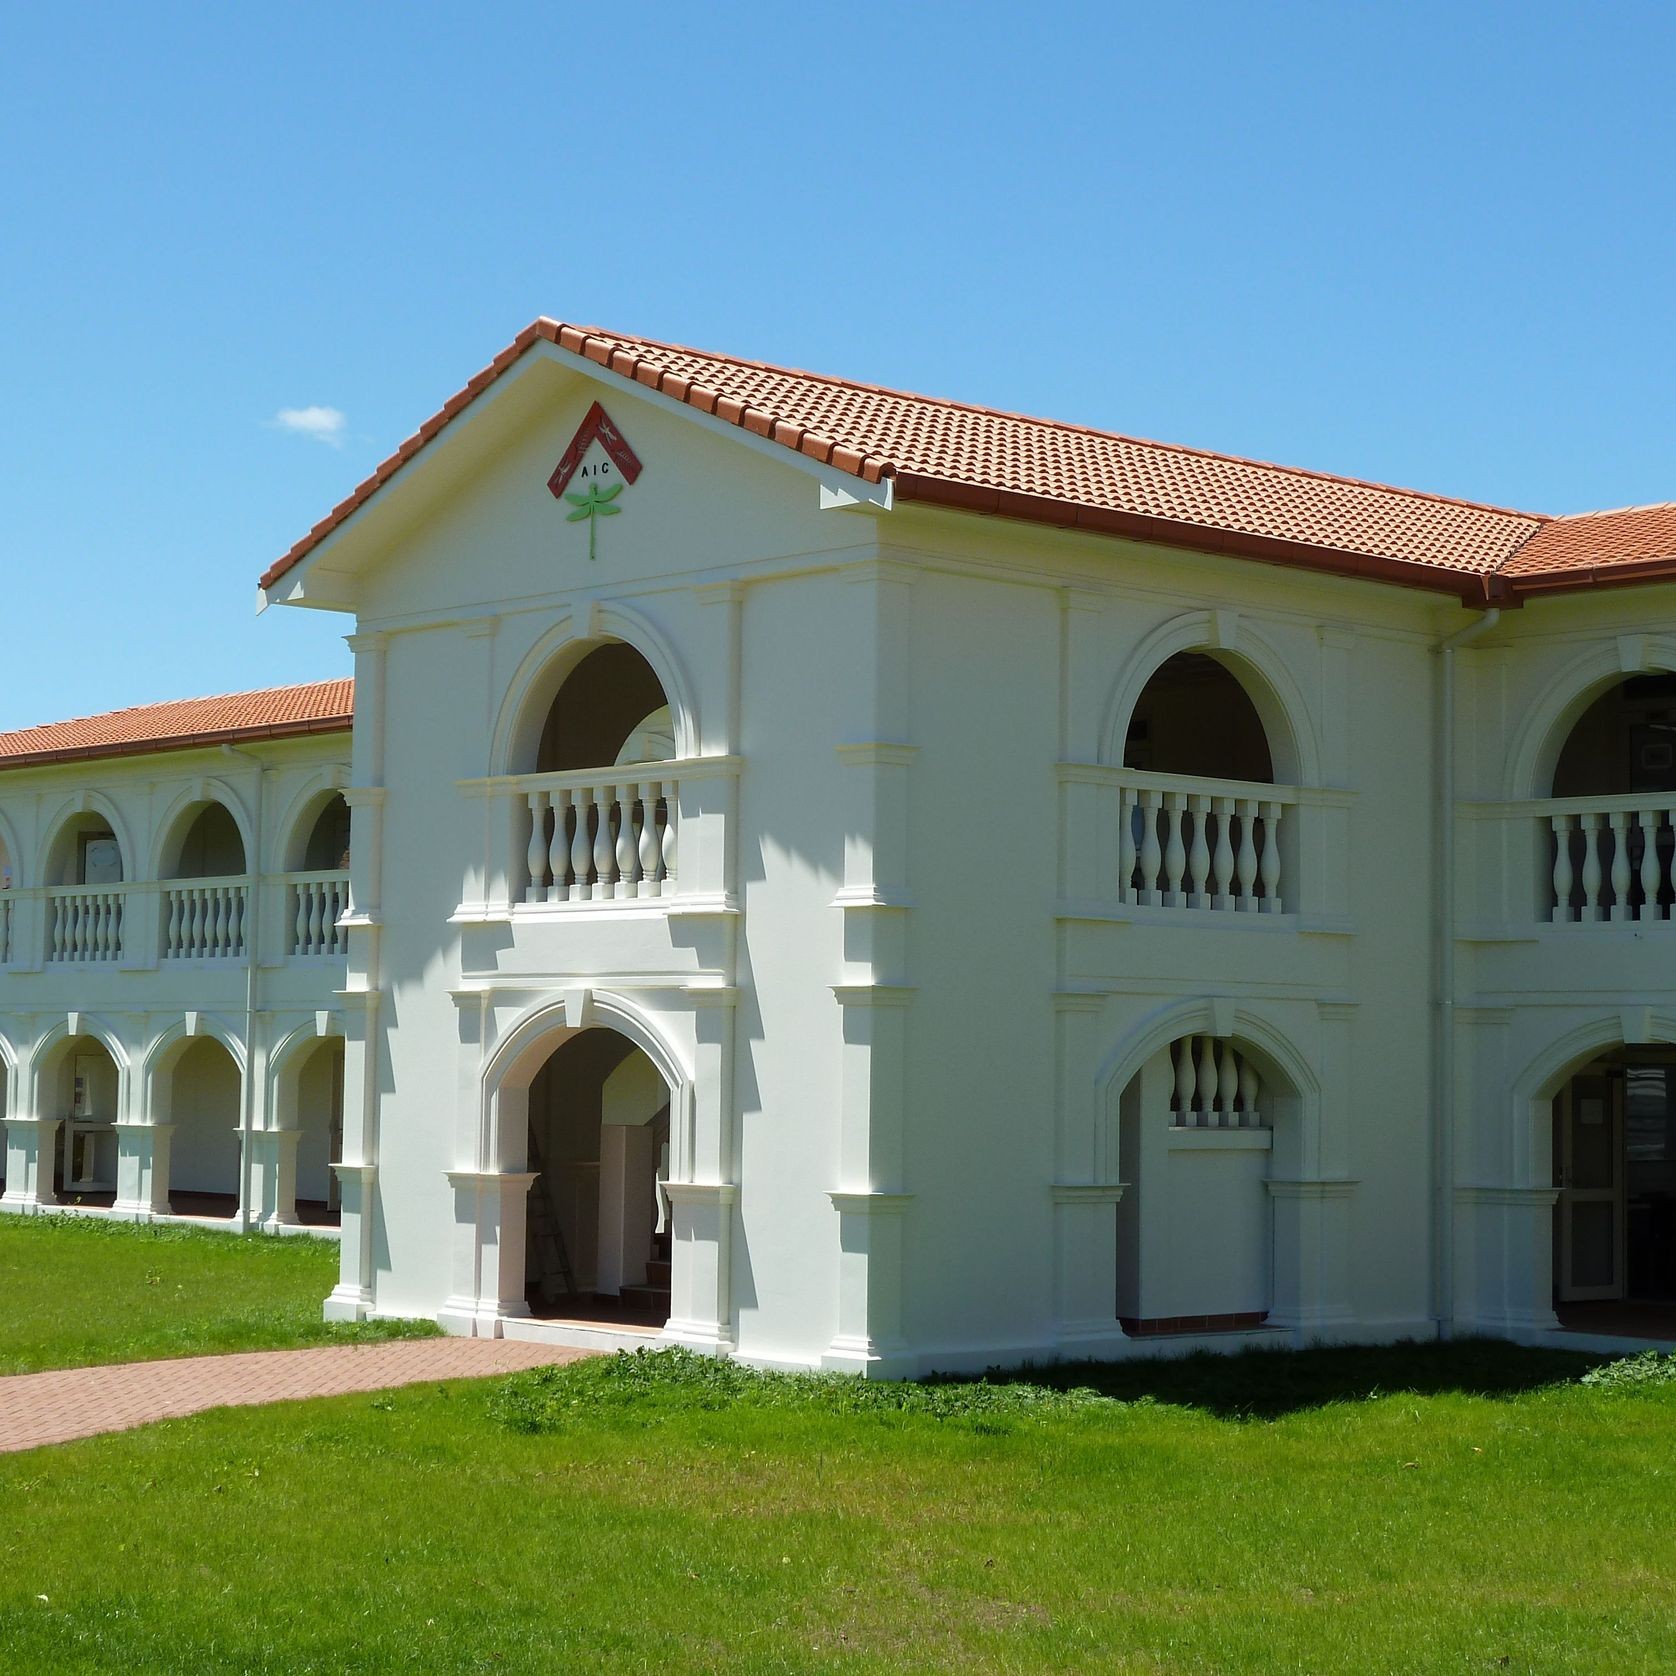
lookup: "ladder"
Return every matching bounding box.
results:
[525,1129,578,1302]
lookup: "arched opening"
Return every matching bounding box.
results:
[296,793,351,873]
[43,811,123,887]
[156,1036,243,1219]
[1119,655,1287,913]
[1114,1031,1296,1335]
[263,1035,344,1228]
[523,1027,673,1328]
[1549,675,1676,922]
[1552,1047,1676,1336]
[1124,652,1276,782]
[534,641,673,775]
[43,1034,122,1205]
[160,802,247,879]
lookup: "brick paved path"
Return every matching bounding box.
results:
[0,1338,597,1455]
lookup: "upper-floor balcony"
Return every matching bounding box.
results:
[0,788,350,972]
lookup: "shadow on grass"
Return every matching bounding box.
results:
[977,1338,1606,1419]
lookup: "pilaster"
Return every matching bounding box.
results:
[1,1117,60,1210]
[111,1120,173,1219]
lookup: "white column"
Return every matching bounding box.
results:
[1,1117,61,1210]
[437,1169,537,1335]
[111,1121,173,1219]
[251,1128,303,1230]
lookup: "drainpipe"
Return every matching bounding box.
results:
[1432,606,1501,1338]
[222,744,266,1233]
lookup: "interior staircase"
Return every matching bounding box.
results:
[616,1228,671,1320]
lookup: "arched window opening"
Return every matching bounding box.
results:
[44,812,122,887]
[49,1035,122,1204]
[1119,656,1287,915]
[1552,1047,1676,1334]
[536,642,674,774]
[162,802,247,880]
[523,1028,672,1328]
[1549,676,1676,924]
[1124,653,1274,783]
[1116,1031,1291,1338]
[300,794,351,873]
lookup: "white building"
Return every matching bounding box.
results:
[5,319,1676,1373]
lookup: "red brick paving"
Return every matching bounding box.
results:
[0,1338,597,1455]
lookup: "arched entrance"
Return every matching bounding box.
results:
[524,1028,673,1326]
[259,1032,344,1229]
[41,1033,124,1205]
[154,1036,243,1219]
[1549,674,1676,922]
[1114,1029,1298,1335]
[1553,1047,1676,1333]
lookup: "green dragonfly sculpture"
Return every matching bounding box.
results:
[565,480,623,561]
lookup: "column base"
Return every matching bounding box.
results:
[323,1284,373,1324]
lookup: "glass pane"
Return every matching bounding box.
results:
[1626,1067,1673,1163]
[1571,1200,1617,1288]
[1571,1082,1615,1189]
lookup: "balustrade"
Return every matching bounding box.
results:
[1548,799,1676,923]
[520,773,678,904]
[289,871,349,956]
[162,880,248,959]
[1118,773,1289,914]
[1169,1034,1264,1129]
[46,887,126,962]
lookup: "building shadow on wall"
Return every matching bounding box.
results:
[971,1338,1607,1420]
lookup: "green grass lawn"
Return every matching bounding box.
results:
[0,1214,435,1374]
[3,1340,1674,1672]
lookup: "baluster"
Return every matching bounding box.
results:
[639,780,663,896]
[570,790,595,899]
[51,900,63,961]
[1215,1039,1238,1126]
[1196,1035,1218,1123]
[591,787,614,897]
[1235,799,1259,910]
[1647,811,1670,922]
[1117,788,1137,903]
[1173,1036,1196,1125]
[307,880,324,953]
[215,887,230,955]
[1580,814,1604,921]
[547,793,571,902]
[525,791,549,903]
[1187,795,1211,909]
[661,791,678,888]
[322,881,339,954]
[1211,797,1235,911]
[92,896,105,959]
[1138,790,1163,906]
[167,891,182,958]
[231,887,245,956]
[102,894,115,959]
[1259,802,1283,913]
[1608,810,1631,922]
[616,782,639,894]
[294,884,309,954]
[1238,1055,1262,1129]
[1163,792,1188,906]
[1550,814,1574,923]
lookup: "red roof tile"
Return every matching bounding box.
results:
[1500,502,1676,584]
[257,319,1676,601]
[0,679,353,770]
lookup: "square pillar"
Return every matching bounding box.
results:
[436,1170,536,1337]
[1266,1178,1358,1335]
[1453,1185,1561,1336]
[323,1162,377,1321]
[1052,1184,1126,1347]
[596,1122,657,1296]
[250,1129,303,1231]
[1,1117,60,1210]
[822,1191,914,1376]
[662,1181,735,1353]
[111,1122,173,1219]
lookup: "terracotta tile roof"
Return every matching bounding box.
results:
[1499,502,1676,585]
[0,679,353,771]
[258,319,1676,601]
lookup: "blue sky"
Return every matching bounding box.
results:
[3,3,1673,727]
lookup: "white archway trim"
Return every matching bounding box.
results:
[1094,994,1320,1110]
[477,988,694,1174]
[264,1018,345,1129]
[489,600,700,776]
[139,1015,248,1123]
[147,776,258,880]
[1503,636,1676,801]
[0,804,26,889]
[1507,1010,1676,1186]
[38,791,138,885]
[28,1013,132,1116]
[1098,610,1322,786]
[0,1029,17,1123]
[270,766,350,874]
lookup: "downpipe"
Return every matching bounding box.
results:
[1432,607,1500,1339]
